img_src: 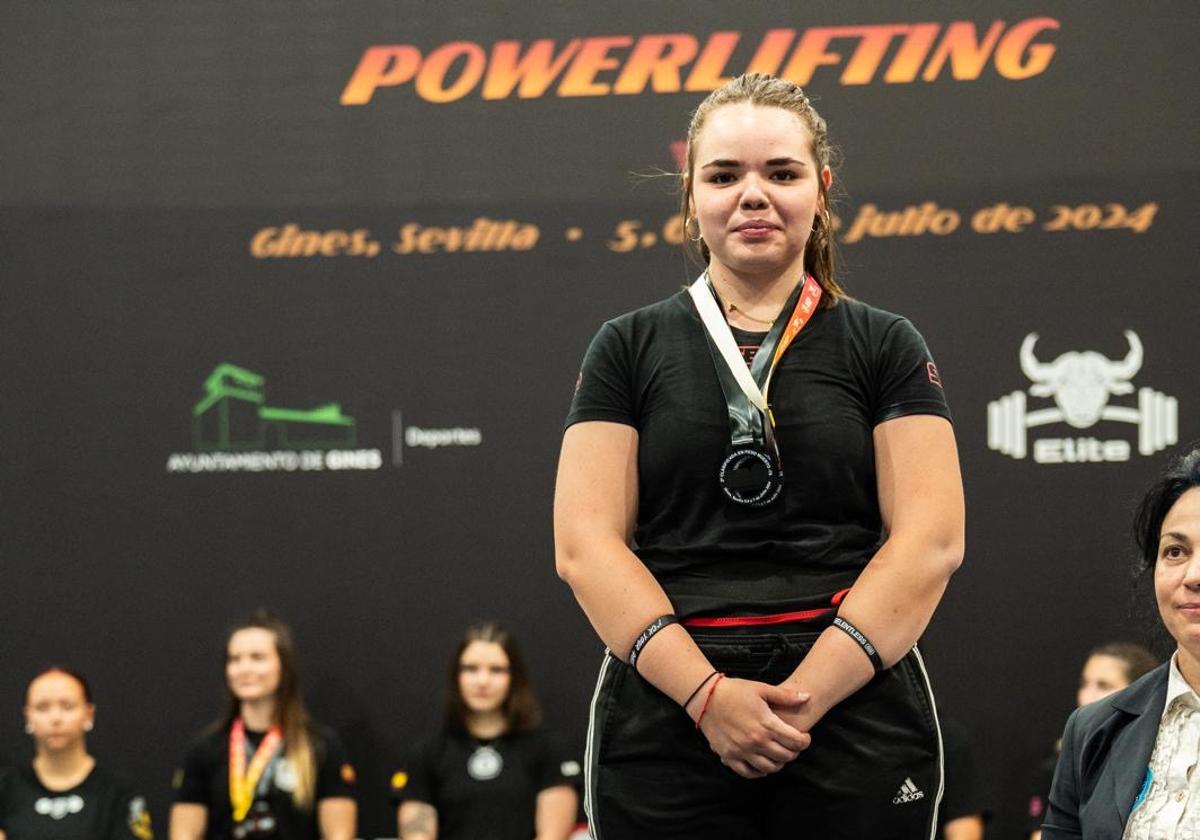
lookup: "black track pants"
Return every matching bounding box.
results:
[585,630,943,839]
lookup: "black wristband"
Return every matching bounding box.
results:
[629,614,678,671]
[831,615,883,673]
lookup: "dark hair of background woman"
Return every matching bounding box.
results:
[1133,446,1200,574]
[1131,446,1200,653]
[1086,642,1158,684]
[444,622,541,735]
[27,667,93,703]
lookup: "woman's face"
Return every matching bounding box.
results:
[458,640,512,716]
[1076,654,1129,707]
[25,672,93,752]
[226,627,283,704]
[1155,487,1200,659]
[690,102,829,283]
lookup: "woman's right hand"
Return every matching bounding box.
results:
[688,677,811,778]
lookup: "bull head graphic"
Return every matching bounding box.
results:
[1019,331,1143,429]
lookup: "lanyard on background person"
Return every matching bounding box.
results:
[688,272,822,506]
[229,718,283,822]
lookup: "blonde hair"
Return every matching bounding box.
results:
[680,73,844,306]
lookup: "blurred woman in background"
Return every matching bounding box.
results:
[169,609,356,840]
[393,623,579,840]
[1025,642,1157,839]
[0,667,152,840]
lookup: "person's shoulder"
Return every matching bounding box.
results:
[407,728,454,759]
[823,295,909,332]
[180,723,228,762]
[83,763,138,797]
[309,720,343,747]
[600,289,694,334]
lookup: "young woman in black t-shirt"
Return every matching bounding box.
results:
[555,73,965,839]
[0,667,152,840]
[169,610,356,840]
[393,623,579,840]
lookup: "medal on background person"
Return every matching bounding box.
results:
[228,718,283,823]
[467,743,503,780]
[689,272,822,506]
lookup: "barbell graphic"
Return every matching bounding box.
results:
[988,387,1177,459]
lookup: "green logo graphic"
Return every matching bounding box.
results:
[192,363,356,451]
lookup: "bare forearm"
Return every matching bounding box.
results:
[316,798,356,840]
[398,802,437,840]
[782,532,960,724]
[557,535,715,708]
[534,786,578,840]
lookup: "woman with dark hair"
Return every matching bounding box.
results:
[1025,642,1157,839]
[555,73,963,838]
[1042,446,1200,839]
[0,667,152,840]
[392,623,579,840]
[169,610,356,840]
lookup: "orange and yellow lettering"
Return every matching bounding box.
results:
[922,21,1004,81]
[614,34,698,94]
[340,46,422,105]
[483,39,583,100]
[684,32,739,91]
[994,17,1059,80]
[415,41,486,103]
[558,37,633,97]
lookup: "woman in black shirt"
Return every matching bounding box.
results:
[555,73,964,838]
[393,623,579,840]
[169,610,356,840]
[0,667,151,840]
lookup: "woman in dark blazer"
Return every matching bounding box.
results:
[1042,446,1200,839]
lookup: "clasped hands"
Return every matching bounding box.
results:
[685,676,815,779]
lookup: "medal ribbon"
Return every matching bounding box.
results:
[688,273,822,442]
[229,718,283,823]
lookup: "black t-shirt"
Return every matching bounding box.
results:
[0,763,152,840]
[173,724,355,840]
[391,729,580,840]
[566,290,951,617]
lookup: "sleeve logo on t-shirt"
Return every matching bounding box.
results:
[561,760,581,778]
[926,361,942,387]
[128,796,154,840]
[340,763,357,784]
[171,769,184,790]
[574,370,583,394]
[391,771,409,790]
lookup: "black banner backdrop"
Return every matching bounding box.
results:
[2,3,1197,837]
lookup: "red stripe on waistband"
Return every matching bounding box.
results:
[681,607,833,628]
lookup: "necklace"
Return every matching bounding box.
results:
[727,302,775,327]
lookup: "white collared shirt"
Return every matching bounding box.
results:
[1124,655,1200,839]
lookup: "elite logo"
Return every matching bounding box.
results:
[987,331,1178,463]
[892,778,925,805]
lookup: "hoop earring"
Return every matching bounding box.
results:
[685,216,703,242]
[84,722,93,732]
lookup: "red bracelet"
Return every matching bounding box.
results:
[694,673,726,730]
